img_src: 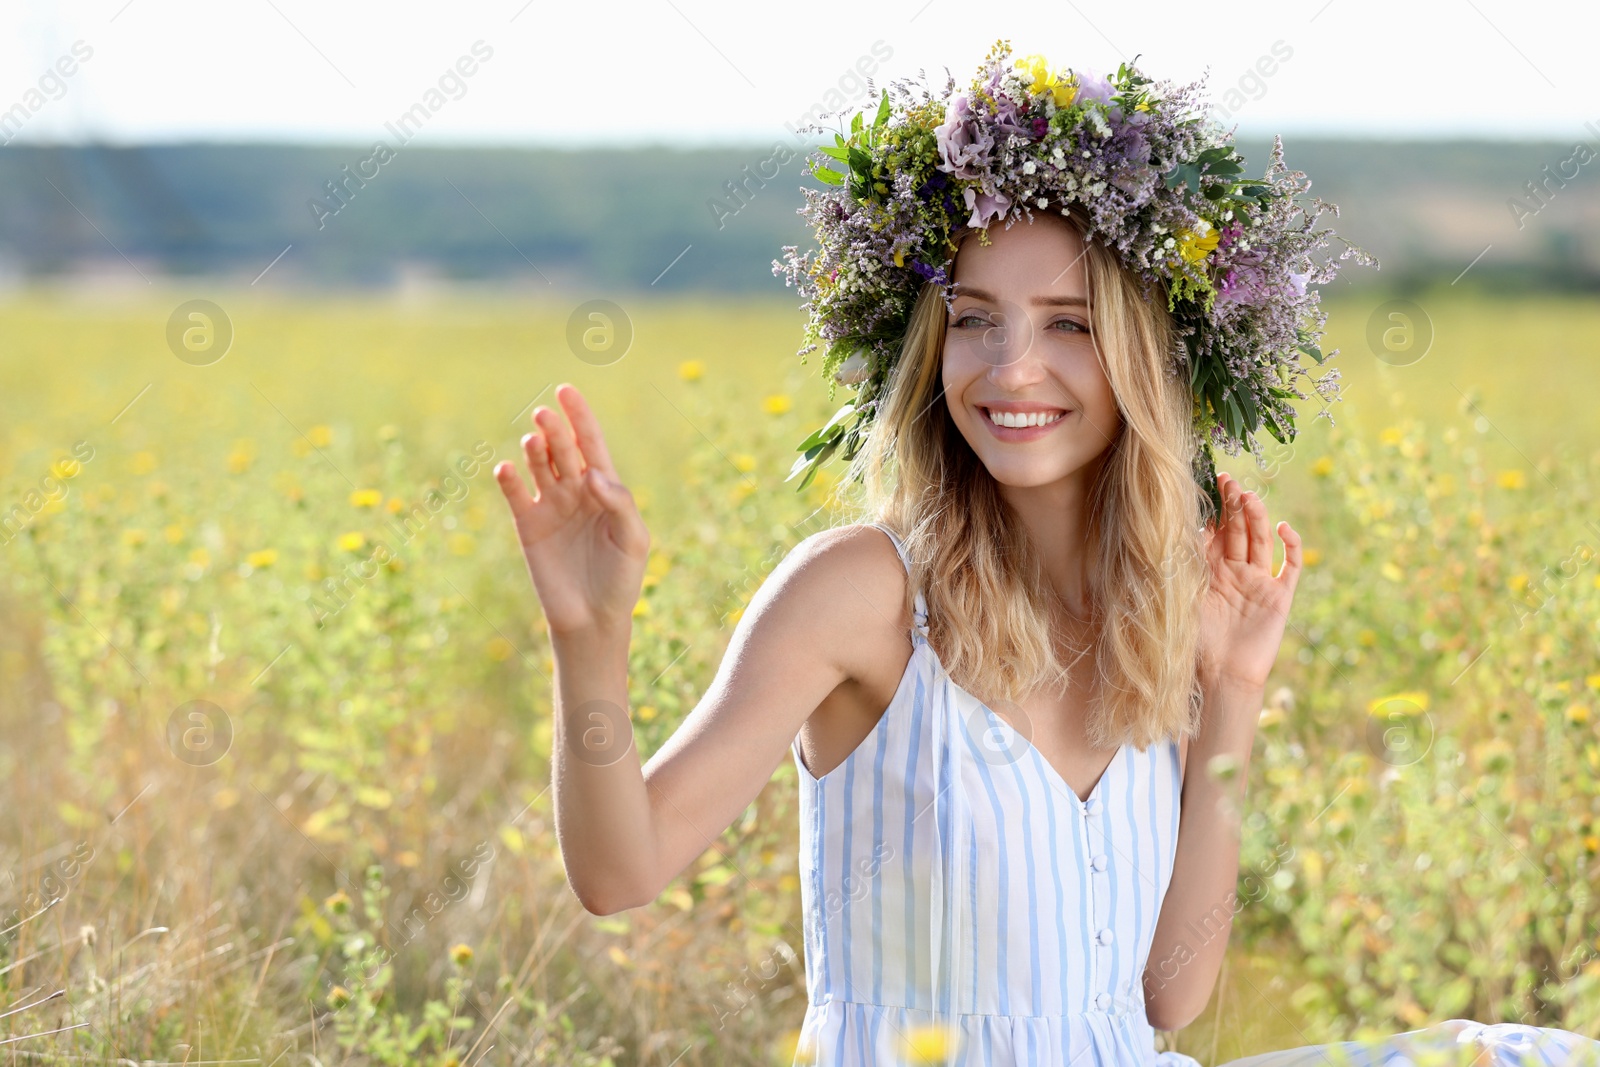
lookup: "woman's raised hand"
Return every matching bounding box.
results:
[494,383,650,638]
[1197,471,1303,692]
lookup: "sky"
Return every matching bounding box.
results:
[1,0,1597,147]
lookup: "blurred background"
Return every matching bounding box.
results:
[2,1,1598,1065]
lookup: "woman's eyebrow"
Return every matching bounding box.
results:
[950,285,1087,307]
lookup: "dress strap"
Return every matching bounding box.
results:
[862,522,929,638]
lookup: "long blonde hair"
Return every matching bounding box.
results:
[847,216,1209,749]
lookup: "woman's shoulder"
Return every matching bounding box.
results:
[771,522,915,654]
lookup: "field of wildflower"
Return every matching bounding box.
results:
[1,285,1597,1065]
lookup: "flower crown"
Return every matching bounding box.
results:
[771,39,1375,518]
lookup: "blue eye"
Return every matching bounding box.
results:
[1054,319,1089,333]
[952,313,988,329]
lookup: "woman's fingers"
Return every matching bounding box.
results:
[1276,520,1302,598]
[1243,489,1271,570]
[1220,474,1248,563]
[522,430,556,498]
[556,383,618,481]
[537,404,586,481]
[494,458,536,530]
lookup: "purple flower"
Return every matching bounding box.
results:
[1287,271,1309,298]
[1073,69,1115,108]
[963,186,1011,229]
[935,94,994,180]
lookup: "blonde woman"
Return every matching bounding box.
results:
[493,48,1600,1067]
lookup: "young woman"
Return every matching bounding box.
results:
[493,48,1600,1067]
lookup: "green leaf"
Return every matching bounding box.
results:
[851,111,863,135]
[794,402,856,452]
[817,144,851,162]
[812,165,845,186]
[1297,341,1324,365]
[874,89,891,128]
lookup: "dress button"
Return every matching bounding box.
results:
[1085,797,1100,815]
[1097,927,1114,945]
[1096,992,1112,1011]
[1092,854,1107,871]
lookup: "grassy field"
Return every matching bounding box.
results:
[1,285,1597,1065]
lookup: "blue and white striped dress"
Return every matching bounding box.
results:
[789,522,1600,1067]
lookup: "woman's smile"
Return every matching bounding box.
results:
[977,402,1073,441]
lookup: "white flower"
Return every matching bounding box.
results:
[1022,160,1037,175]
[1036,197,1048,208]
[834,349,871,385]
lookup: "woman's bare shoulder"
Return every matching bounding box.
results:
[764,522,916,676]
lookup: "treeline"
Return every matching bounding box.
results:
[0,138,1594,292]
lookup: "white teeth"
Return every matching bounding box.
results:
[985,408,1065,429]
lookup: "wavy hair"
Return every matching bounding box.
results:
[846,215,1210,749]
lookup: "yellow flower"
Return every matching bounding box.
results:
[189,547,211,567]
[632,597,650,617]
[449,533,475,556]
[324,889,351,914]
[246,549,277,568]
[1379,426,1403,446]
[1311,456,1334,477]
[1301,547,1321,566]
[337,531,366,552]
[1496,469,1525,490]
[1016,54,1077,107]
[307,425,333,448]
[486,637,514,662]
[1567,703,1592,727]
[677,359,705,382]
[349,488,382,508]
[327,985,350,1009]
[164,524,185,544]
[1368,691,1429,717]
[385,496,404,514]
[1586,673,1600,691]
[637,705,658,722]
[899,1023,958,1063]
[130,451,157,475]
[1584,834,1599,854]
[1174,223,1220,265]
[449,943,474,967]
[121,528,147,547]
[762,394,792,415]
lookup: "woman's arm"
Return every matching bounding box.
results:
[1142,677,1261,1030]
[495,384,906,916]
[1142,473,1300,1030]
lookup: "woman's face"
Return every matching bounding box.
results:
[941,212,1123,490]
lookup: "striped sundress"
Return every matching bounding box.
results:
[788,522,1600,1066]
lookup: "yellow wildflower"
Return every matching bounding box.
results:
[1496,469,1525,489]
[307,425,333,448]
[246,549,277,568]
[1379,426,1403,446]
[385,496,404,514]
[337,531,365,552]
[449,943,474,967]
[677,359,705,382]
[486,637,513,662]
[1368,691,1429,717]
[632,597,650,617]
[900,1022,958,1063]
[1311,456,1334,477]
[1174,223,1220,265]
[130,451,157,475]
[349,488,382,508]
[1302,547,1321,566]
[637,705,658,722]
[164,524,185,544]
[1567,704,1591,727]
[763,394,792,415]
[121,528,146,547]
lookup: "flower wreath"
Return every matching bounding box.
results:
[771,39,1376,518]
